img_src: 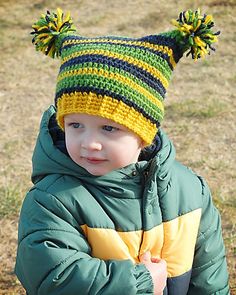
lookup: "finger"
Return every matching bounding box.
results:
[150,257,161,263]
[151,257,167,264]
[140,251,151,262]
[159,259,167,268]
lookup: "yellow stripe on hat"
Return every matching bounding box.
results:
[61,49,170,89]
[56,91,158,145]
[63,38,177,68]
[57,67,164,113]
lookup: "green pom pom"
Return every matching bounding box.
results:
[31,8,76,58]
[171,9,220,60]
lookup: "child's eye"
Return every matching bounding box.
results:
[102,125,119,132]
[70,123,82,129]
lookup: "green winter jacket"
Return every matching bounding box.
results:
[15,106,229,294]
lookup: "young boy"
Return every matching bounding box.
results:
[15,8,230,295]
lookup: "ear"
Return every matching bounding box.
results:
[140,140,147,150]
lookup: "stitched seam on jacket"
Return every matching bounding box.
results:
[19,228,82,245]
[192,251,223,271]
[37,250,80,293]
[35,186,84,228]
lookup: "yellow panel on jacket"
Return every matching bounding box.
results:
[81,208,201,277]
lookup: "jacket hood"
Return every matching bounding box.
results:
[31,106,176,186]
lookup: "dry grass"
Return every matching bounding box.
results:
[0,0,235,293]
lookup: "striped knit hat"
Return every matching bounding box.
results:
[31,8,219,145]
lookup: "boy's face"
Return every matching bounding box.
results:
[64,113,144,176]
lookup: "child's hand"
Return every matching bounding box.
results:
[140,252,167,295]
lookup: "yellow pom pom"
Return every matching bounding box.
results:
[171,9,220,60]
[31,8,76,58]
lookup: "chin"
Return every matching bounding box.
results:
[84,167,108,176]
[88,170,107,176]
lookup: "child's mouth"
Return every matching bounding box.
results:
[84,157,106,164]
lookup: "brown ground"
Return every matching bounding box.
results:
[0,0,235,294]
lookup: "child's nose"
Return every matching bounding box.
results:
[80,133,102,151]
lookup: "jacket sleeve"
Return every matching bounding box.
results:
[188,176,230,295]
[15,189,153,295]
